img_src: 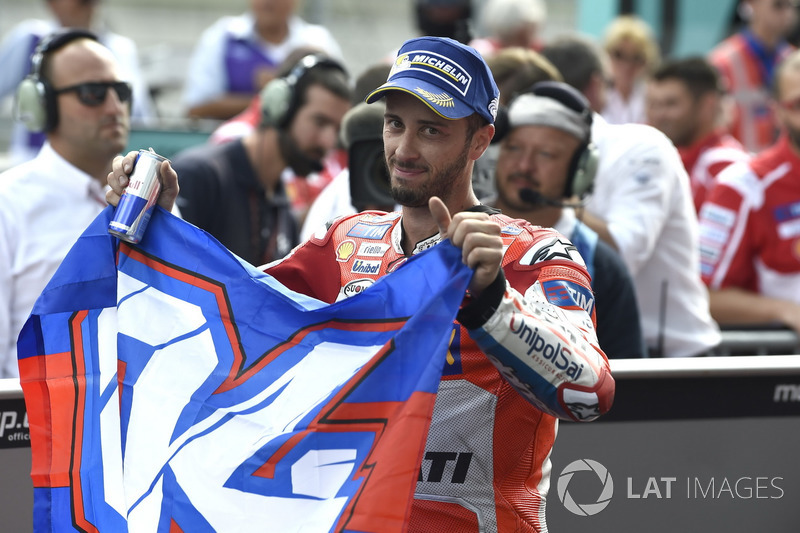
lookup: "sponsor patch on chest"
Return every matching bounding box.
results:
[340,278,374,299]
[347,222,392,240]
[357,242,391,257]
[335,240,356,262]
[351,259,382,275]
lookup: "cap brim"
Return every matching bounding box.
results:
[365,78,473,121]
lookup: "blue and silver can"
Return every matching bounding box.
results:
[108,148,168,244]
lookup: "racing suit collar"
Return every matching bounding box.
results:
[396,204,500,256]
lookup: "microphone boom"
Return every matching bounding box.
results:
[519,188,586,208]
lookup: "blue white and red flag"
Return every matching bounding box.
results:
[18,207,471,532]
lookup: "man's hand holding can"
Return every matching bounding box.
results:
[106,151,179,212]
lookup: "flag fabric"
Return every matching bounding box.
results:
[17,206,472,532]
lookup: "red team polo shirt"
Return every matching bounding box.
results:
[699,134,800,301]
[678,130,749,213]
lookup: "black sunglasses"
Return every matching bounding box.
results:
[53,81,133,107]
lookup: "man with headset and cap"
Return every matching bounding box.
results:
[0,28,131,379]
[108,36,614,531]
[491,81,645,359]
[171,53,351,266]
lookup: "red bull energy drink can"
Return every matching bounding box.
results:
[108,148,168,244]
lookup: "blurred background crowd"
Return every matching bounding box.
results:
[3,0,783,154]
[3,0,800,365]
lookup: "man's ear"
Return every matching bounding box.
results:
[470,123,495,161]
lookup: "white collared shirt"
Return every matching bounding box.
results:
[0,143,107,378]
[586,115,721,357]
[601,80,647,125]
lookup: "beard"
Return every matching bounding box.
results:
[277,129,325,177]
[388,144,470,207]
[666,123,697,148]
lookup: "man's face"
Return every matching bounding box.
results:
[283,84,350,176]
[495,125,581,211]
[607,38,647,92]
[251,0,296,30]
[382,91,478,208]
[645,78,700,147]
[49,39,129,161]
[46,0,94,28]
[748,0,799,39]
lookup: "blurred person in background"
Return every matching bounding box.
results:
[647,57,750,213]
[541,33,609,114]
[206,48,347,224]
[543,35,721,357]
[299,100,396,240]
[469,0,547,58]
[698,49,800,335]
[207,46,326,145]
[0,30,130,378]
[182,0,343,120]
[415,0,474,44]
[300,62,394,240]
[471,46,563,201]
[490,82,646,359]
[0,0,151,165]
[487,47,562,107]
[379,0,475,63]
[709,0,798,152]
[601,14,660,125]
[172,53,351,265]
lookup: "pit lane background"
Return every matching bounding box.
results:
[2,356,799,532]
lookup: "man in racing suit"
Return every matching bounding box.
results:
[108,36,614,533]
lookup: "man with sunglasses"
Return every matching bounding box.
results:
[0,0,151,165]
[0,30,130,379]
[698,49,800,337]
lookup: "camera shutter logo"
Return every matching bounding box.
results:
[557,459,614,516]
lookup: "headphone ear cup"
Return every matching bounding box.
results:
[15,76,49,133]
[490,104,509,144]
[571,142,599,198]
[260,77,293,129]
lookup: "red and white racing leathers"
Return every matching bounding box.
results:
[265,206,615,532]
[699,134,800,301]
